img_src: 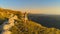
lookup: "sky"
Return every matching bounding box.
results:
[0,0,60,14]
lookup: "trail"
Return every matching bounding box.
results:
[1,14,18,34]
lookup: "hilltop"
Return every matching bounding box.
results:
[0,8,60,34]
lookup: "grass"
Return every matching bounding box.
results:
[0,8,60,34]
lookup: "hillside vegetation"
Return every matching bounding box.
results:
[0,8,60,34]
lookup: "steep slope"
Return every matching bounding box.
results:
[0,8,23,34]
[10,19,60,34]
[0,8,60,34]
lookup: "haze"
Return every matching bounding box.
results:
[0,0,60,15]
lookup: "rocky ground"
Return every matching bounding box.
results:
[0,8,60,34]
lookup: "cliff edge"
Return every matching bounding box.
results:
[0,8,60,34]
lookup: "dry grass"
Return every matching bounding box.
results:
[0,8,60,34]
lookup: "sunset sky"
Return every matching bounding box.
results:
[0,0,60,14]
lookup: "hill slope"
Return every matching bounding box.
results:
[10,20,60,34]
[0,8,60,34]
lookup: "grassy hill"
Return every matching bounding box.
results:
[10,19,60,34]
[0,8,60,34]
